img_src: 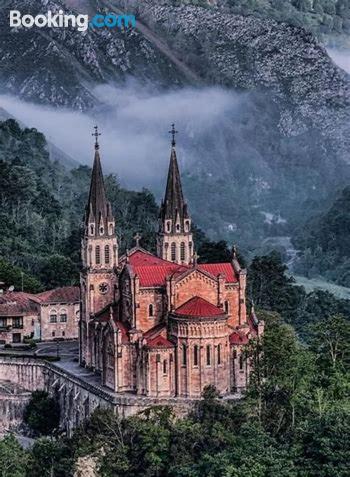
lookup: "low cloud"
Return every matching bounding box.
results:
[0,84,242,192]
[327,48,350,75]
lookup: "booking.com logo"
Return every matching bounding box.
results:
[9,10,136,32]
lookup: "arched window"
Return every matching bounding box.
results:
[163,359,167,375]
[95,246,101,264]
[239,354,244,370]
[193,345,199,366]
[224,300,229,314]
[176,224,180,232]
[59,309,67,323]
[180,242,185,262]
[167,221,171,232]
[171,242,176,262]
[105,245,110,264]
[206,345,211,366]
[148,304,154,317]
[99,226,104,235]
[90,224,94,235]
[49,310,57,323]
[185,220,190,232]
[217,344,221,365]
[182,344,187,366]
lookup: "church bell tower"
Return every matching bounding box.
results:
[157,124,194,265]
[80,127,118,366]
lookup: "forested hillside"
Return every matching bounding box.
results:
[293,186,350,286]
[2,310,350,476]
[0,119,232,291]
[0,119,159,290]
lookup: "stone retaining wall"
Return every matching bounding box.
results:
[0,357,194,435]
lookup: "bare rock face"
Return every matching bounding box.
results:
[1,0,350,246]
[74,455,99,477]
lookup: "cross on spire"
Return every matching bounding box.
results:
[92,125,101,150]
[134,232,142,247]
[168,123,178,147]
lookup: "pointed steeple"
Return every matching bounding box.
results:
[160,124,189,229]
[157,124,194,264]
[86,149,108,225]
[161,147,189,223]
[85,127,114,235]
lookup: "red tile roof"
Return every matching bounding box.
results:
[36,286,80,304]
[198,263,238,283]
[143,323,166,339]
[133,264,187,287]
[128,250,238,287]
[115,320,130,344]
[146,335,174,348]
[94,305,113,323]
[175,296,225,318]
[0,292,39,316]
[129,250,171,267]
[143,323,173,348]
[94,305,130,344]
[229,331,249,345]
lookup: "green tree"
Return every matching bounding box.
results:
[197,240,232,263]
[0,434,27,477]
[38,255,79,289]
[26,438,73,477]
[24,391,60,436]
[247,310,315,435]
[309,314,350,371]
[0,258,42,293]
[296,408,350,477]
[248,252,305,323]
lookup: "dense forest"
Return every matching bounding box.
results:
[292,186,350,287]
[1,309,349,476]
[0,119,159,290]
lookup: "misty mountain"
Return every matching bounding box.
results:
[1,0,350,256]
[0,105,78,168]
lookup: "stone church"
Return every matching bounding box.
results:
[79,127,263,398]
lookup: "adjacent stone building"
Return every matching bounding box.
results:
[80,129,263,398]
[35,287,80,341]
[0,287,80,344]
[0,292,40,344]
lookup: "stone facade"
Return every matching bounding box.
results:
[0,287,79,344]
[0,357,196,435]
[0,380,32,432]
[80,135,264,400]
[156,146,193,265]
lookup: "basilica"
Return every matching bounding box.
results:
[79,127,263,398]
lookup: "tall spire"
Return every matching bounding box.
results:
[157,124,193,264]
[160,124,189,225]
[85,127,112,230]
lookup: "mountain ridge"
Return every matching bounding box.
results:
[1,0,350,253]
